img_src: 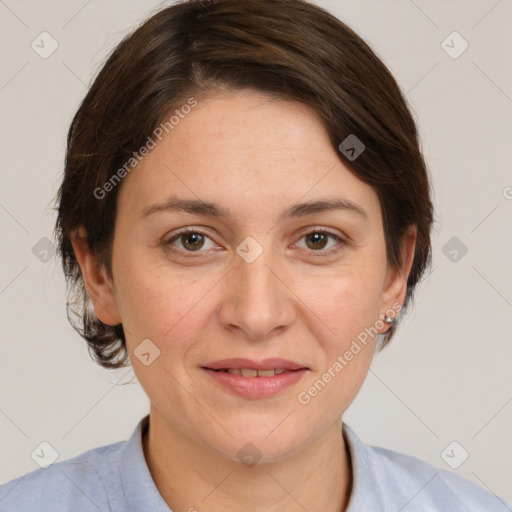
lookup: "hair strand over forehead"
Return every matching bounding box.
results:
[55,0,434,369]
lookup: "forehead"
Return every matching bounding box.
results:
[116,90,381,225]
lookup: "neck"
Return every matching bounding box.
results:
[142,407,353,512]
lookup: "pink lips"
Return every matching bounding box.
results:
[202,358,309,399]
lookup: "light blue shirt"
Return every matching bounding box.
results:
[1,414,510,511]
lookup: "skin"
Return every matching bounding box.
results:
[72,89,416,512]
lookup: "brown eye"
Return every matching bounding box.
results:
[181,232,205,251]
[305,232,330,250]
[294,230,345,257]
[165,230,217,253]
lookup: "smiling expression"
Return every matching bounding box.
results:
[79,89,414,462]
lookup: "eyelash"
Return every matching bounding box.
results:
[163,228,346,258]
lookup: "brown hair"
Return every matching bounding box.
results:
[55,0,434,369]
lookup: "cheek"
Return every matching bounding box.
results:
[115,267,205,345]
[114,241,387,352]
[295,259,386,344]
[294,278,381,419]
[111,243,222,366]
[290,260,385,403]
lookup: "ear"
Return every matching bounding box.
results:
[378,225,417,332]
[71,226,121,326]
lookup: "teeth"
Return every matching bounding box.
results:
[240,368,258,377]
[219,368,290,377]
[257,369,275,377]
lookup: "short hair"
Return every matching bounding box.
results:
[55,0,434,369]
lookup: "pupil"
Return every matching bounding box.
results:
[183,233,203,250]
[308,233,327,250]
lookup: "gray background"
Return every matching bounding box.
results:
[1,0,511,504]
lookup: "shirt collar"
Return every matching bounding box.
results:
[342,422,388,511]
[119,415,384,511]
[120,414,172,511]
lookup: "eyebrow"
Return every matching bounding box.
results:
[141,196,369,223]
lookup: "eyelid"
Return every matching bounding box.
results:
[164,227,221,253]
[291,227,347,256]
[165,226,215,240]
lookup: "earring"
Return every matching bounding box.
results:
[384,315,394,324]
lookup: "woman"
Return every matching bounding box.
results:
[0,0,508,510]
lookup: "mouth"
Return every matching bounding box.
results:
[203,357,309,372]
[201,358,309,398]
[206,368,300,377]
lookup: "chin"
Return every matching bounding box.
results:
[208,417,308,465]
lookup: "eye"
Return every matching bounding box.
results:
[164,227,346,258]
[294,230,344,256]
[164,229,218,253]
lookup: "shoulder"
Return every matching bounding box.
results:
[0,440,125,512]
[372,445,505,509]
[343,424,511,511]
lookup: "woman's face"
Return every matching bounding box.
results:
[85,89,413,462]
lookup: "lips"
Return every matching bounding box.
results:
[202,358,309,398]
[213,368,288,377]
[203,357,308,372]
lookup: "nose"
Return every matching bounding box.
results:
[217,247,296,341]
